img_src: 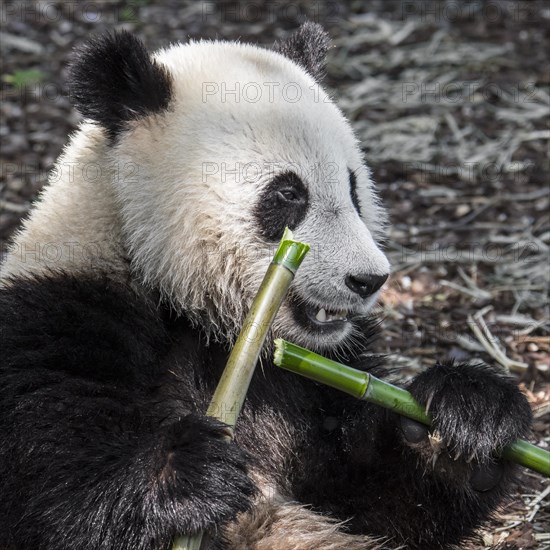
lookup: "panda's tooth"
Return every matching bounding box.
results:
[316,308,327,322]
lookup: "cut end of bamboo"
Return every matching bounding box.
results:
[273,227,310,274]
[273,338,285,366]
[282,227,293,240]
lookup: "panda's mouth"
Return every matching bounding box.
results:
[288,292,351,332]
[307,304,348,324]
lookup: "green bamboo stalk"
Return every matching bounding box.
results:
[171,230,310,550]
[273,339,550,478]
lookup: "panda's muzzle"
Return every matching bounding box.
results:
[286,271,388,333]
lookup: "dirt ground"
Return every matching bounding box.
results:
[1,1,549,548]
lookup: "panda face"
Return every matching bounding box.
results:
[67,28,390,352]
[260,167,390,352]
[252,164,390,352]
[242,117,390,351]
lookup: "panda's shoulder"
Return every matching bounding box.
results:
[0,273,169,383]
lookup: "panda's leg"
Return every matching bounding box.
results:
[221,490,385,550]
[215,420,385,550]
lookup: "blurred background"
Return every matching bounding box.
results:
[1,1,549,546]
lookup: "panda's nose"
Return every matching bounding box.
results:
[345,273,389,298]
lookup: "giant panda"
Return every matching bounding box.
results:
[0,23,532,550]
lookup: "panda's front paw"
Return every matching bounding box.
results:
[157,413,257,532]
[401,362,532,491]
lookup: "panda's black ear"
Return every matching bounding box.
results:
[68,31,173,140]
[273,22,330,81]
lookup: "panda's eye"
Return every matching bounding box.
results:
[278,188,300,202]
[254,171,309,241]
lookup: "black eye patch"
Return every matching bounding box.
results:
[348,168,361,213]
[254,171,309,242]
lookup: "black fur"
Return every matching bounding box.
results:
[68,31,173,140]
[0,276,255,550]
[274,22,330,81]
[349,168,361,213]
[253,170,309,241]
[0,274,533,549]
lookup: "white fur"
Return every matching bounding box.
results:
[0,124,127,280]
[1,39,390,351]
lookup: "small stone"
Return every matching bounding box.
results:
[455,204,471,217]
[411,280,424,294]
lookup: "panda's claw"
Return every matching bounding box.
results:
[424,390,435,416]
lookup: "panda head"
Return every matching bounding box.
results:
[68,23,390,352]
